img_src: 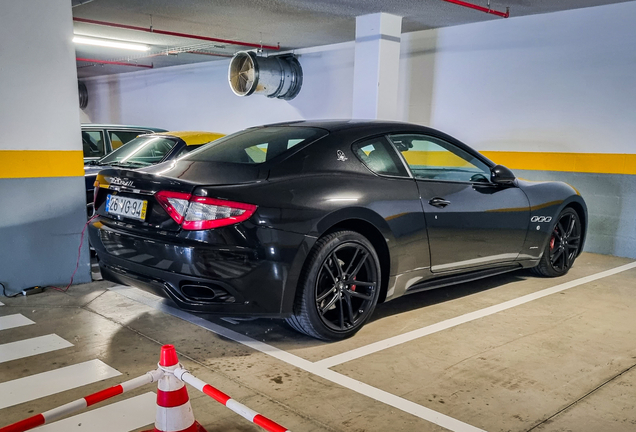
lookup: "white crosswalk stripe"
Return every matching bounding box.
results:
[32,392,156,432]
[0,359,121,410]
[0,334,73,364]
[0,313,34,331]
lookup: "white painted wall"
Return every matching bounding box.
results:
[399,1,636,154]
[397,30,439,127]
[0,0,81,151]
[83,1,636,155]
[83,42,355,133]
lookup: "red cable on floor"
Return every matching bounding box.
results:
[49,215,97,293]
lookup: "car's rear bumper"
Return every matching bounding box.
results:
[89,218,315,316]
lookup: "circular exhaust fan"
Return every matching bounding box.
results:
[78,81,88,109]
[228,51,303,100]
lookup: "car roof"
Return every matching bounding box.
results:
[154,131,225,146]
[81,124,167,132]
[258,119,441,135]
[256,120,495,168]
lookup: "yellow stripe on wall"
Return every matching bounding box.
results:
[2,149,632,178]
[0,150,84,179]
[480,151,636,175]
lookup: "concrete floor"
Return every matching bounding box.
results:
[1,252,635,432]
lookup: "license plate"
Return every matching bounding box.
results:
[105,194,148,221]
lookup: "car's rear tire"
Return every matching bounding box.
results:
[533,207,582,277]
[285,230,381,340]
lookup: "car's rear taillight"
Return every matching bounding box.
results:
[155,191,257,230]
[93,180,100,207]
[182,197,257,230]
[155,191,192,224]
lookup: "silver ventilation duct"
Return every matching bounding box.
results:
[228,51,302,100]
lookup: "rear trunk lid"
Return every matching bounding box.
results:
[141,160,265,185]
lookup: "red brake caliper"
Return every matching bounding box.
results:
[550,232,556,250]
[351,276,356,292]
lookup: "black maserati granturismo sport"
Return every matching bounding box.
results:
[89,121,587,340]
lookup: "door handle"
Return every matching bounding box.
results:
[429,197,451,208]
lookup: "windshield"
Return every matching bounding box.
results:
[184,127,328,164]
[98,136,178,167]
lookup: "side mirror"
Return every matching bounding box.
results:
[491,164,516,185]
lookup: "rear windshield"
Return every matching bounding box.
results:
[184,127,327,164]
[99,136,178,167]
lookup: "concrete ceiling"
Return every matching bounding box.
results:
[74,0,631,78]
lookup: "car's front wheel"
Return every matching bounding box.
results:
[533,207,582,277]
[286,230,381,340]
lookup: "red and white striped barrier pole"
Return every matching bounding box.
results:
[173,366,291,432]
[0,369,164,432]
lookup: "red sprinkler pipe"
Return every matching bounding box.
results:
[443,0,510,18]
[73,17,280,51]
[76,57,154,68]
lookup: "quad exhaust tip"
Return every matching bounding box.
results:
[180,284,235,303]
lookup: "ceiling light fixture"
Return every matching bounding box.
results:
[72,35,150,51]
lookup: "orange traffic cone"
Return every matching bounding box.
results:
[144,345,207,432]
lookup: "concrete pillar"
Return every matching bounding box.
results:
[352,13,403,120]
[0,0,90,295]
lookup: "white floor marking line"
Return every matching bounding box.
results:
[0,314,35,331]
[0,359,121,410]
[316,261,636,368]
[0,334,73,364]
[32,392,156,432]
[109,285,485,432]
[0,300,4,306]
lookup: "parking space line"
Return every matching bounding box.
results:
[316,261,636,369]
[0,334,73,364]
[32,392,156,432]
[0,313,35,331]
[0,359,121,410]
[0,301,4,306]
[109,285,486,432]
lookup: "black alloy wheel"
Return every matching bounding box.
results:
[286,231,381,340]
[533,208,581,277]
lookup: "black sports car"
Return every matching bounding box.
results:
[89,121,587,340]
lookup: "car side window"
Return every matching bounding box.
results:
[388,134,491,183]
[352,136,409,177]
[82,130,105,158]
[109,130,142,150]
